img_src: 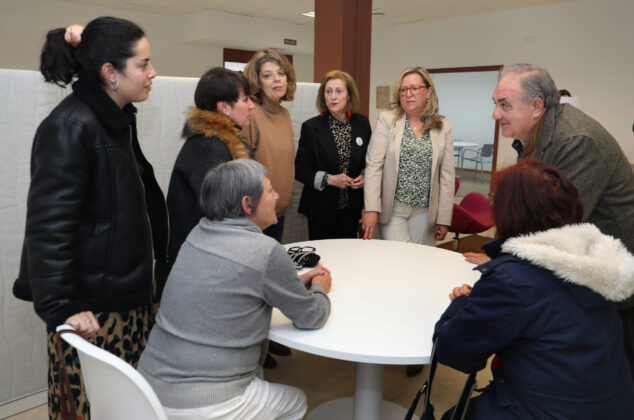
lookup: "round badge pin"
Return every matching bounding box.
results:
[356,137,363,146]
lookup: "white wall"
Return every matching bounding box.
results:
[2,0,632,167]
[432,71,499,171]
[370,0,634,167]
[0,0,314,81]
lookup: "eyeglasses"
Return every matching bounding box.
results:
[398,85,426,96]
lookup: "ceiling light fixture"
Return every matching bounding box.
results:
[301,11,315,18]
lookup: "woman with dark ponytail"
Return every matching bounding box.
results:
[13,16,168,419]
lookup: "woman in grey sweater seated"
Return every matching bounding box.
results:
[138,159,332,419]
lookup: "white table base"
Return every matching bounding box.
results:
[306,363,419,420]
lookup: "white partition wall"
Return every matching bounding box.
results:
[0,69,318,415]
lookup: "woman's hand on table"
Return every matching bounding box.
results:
[328,173,353,190]
[449,284,472,300]
[434,224,449,240]
[300,264,330,284]
[361,211,378,240]
[349,174,364,190]
[64,311,100,339]
[463,252,491,265]
[311,273,332,293]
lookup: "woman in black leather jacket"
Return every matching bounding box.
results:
[13,17,168,419]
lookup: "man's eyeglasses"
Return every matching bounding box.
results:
[399,85,427,96]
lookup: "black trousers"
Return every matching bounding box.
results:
[308,208,359,240]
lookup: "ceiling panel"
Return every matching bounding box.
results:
[57,0,577,26]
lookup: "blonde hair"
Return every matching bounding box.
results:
[391,66,443,130]
[316,70,360,114]
[243,48,296,104]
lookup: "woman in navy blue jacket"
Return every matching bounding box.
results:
[295,70,371,239]
[435,159,634,419]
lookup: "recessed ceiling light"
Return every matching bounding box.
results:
[301,11,315,18]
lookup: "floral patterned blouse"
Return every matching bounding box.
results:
[394,117,432,208]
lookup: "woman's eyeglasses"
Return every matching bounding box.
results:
[399,85,426,96]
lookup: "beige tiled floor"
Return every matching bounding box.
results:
[264,350,493,418]
[5,405,47,420]
[7,175,493,420]
[7,354,493,420]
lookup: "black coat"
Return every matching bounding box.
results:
[295,113,371,227]
[155,108,251,289]
[13,78,168,329]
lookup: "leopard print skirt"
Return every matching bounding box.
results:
[46,305,154,420]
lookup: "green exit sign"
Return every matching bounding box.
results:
[283,38,297,46]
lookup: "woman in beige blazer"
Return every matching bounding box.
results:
[362,67,454,246]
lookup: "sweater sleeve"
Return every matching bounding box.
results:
[243,113,260,152]
[262,244,331,329]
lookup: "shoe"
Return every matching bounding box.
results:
[263,352,277,369]
[406,364,424,377]
[269,341,292,356]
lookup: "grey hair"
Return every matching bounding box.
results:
[500,64,560,108]
[199,159,267,221]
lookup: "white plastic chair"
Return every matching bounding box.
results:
[56,324,168,420]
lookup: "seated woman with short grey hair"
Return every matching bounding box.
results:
[138,159,332,420]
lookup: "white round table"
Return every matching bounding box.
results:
[269,239,480,420]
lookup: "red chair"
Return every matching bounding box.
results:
[449,192,494,251]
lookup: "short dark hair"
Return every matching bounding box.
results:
[40,16,145,87]
[491,158,583,239]
[194,67,250,112]
[199,159,267,221]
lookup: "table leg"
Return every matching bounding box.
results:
[353,362,383,420]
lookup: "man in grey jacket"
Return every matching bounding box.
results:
[138,159,332,419]
[489,63,634,378]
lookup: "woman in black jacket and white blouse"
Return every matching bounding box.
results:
[295,70,371,239]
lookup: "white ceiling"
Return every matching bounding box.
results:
[58,0,576,27]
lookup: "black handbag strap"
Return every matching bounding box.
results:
[404,338,438,420]
[405,338,478,420]
[55,329,86,420]
[450,371,477,420]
